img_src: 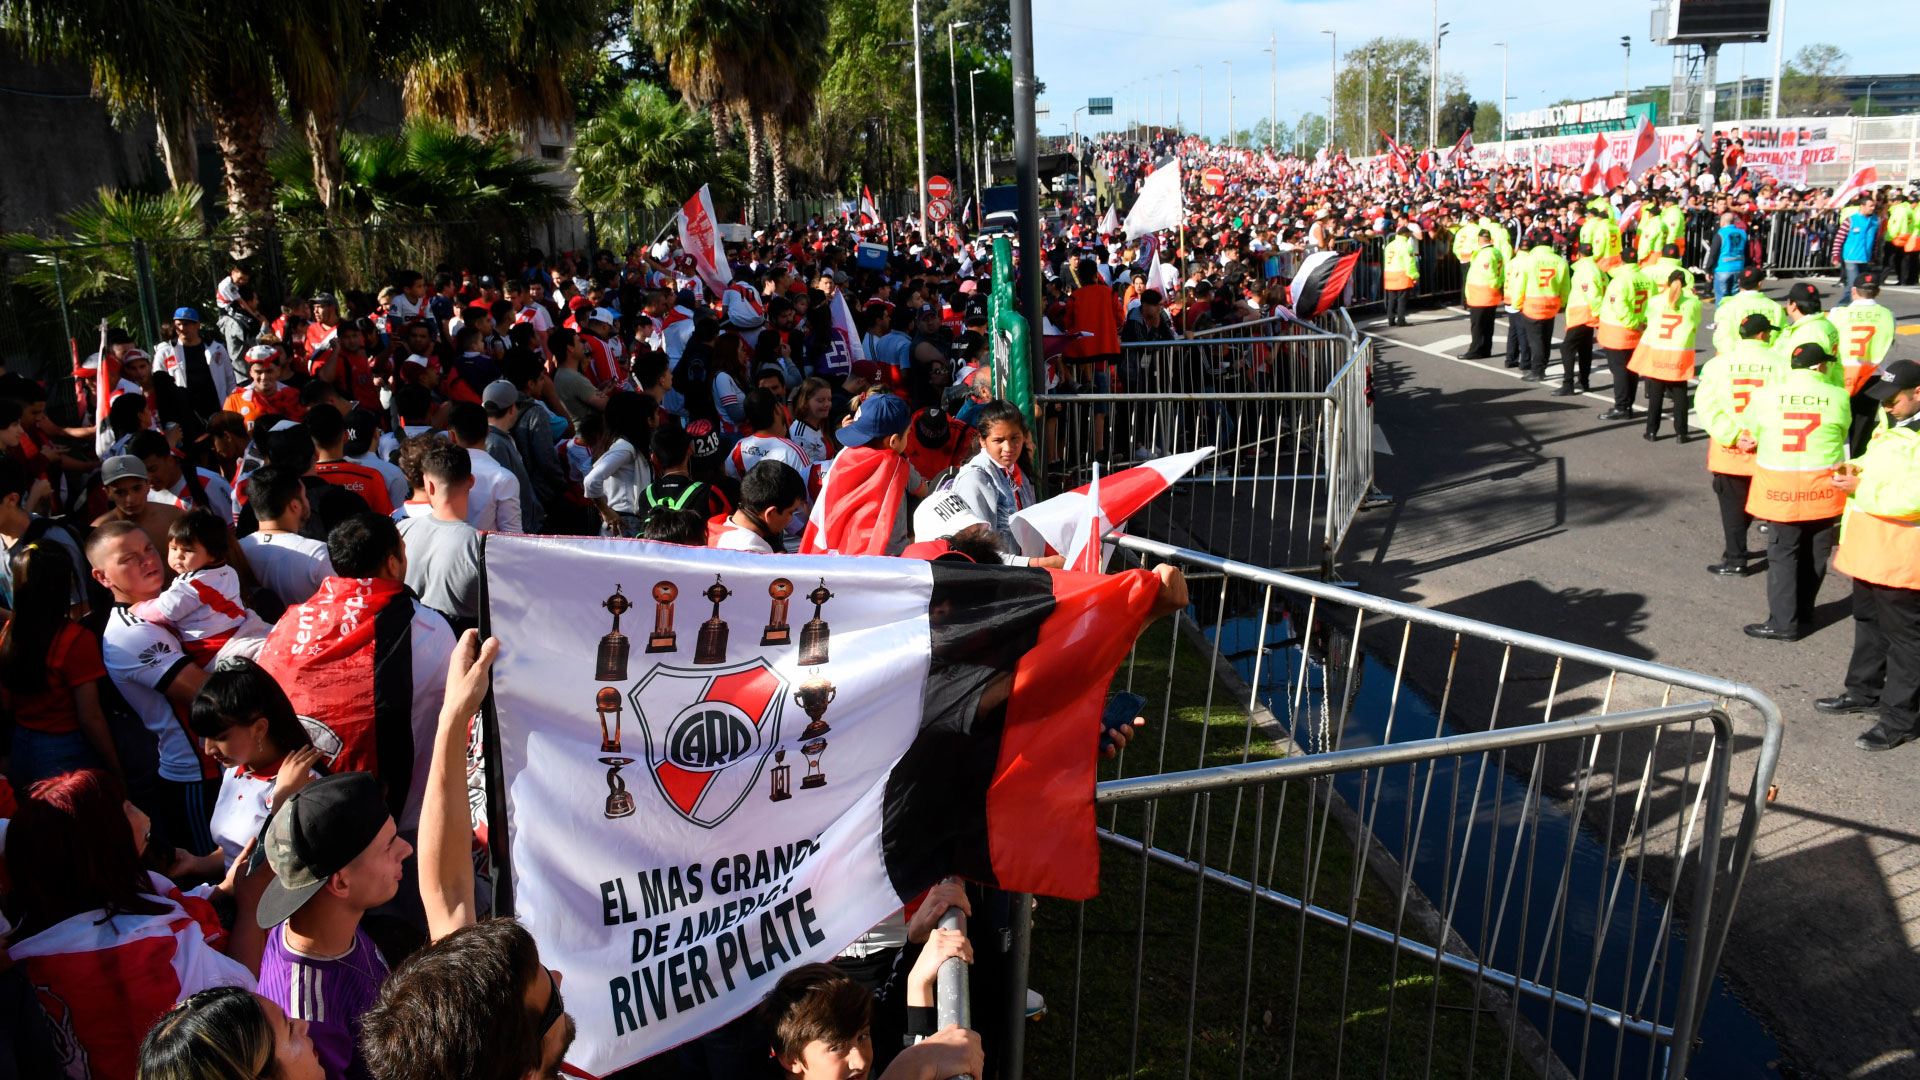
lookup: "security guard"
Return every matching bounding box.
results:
[1556,241,1609,396]
[1635,200,1668,266]
[1459,229,1504,360]
[1628,269,1703,441]
[1739,342,1851,641]
[1502,234,1535,373]
[1820,358,1920,750]
[1696,313,1787,574]
[1646,242,1694,294]
[1774,282,1841,387]
[1828,269,1897,454]
[1382,225,1420,327]
[1891,192,1920,287]
[1516,229,1569,384]
[1659,194,1688,259]
[1586,199,1623,270]
[1709,267,1784,355]
[1595,259,1650,420]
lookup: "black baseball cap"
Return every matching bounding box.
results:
[1739,312,1774,339]
[1789,342,1832,369]
[1739,267,1765,288]
[1857,269,1881,290]
[913,407,953,448]
[1788,282,1822,306]
[1660,243,1681,258]
[256,772,393,928]
[1866,359,1920,401]
[343,409,380,458]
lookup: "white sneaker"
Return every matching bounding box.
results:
[1025,988,1047,1021]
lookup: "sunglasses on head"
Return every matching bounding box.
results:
[538,968,565,1036]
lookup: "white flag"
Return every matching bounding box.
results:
[675,184,733,296]
[821,289,866,376]
[1123,158,1183,240]
[1099,203,1121,235]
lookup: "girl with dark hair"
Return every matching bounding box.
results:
[0,543,119,783]
[187,658,321,866]
[8,770,267,1080]
[103,391,152,458]
[139,986,325,1080]
[945,400,1064,568]
[583,392,657,537]
[709,331,750,438]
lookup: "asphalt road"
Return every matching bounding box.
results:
[1337,278,1920,1079]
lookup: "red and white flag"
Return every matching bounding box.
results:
[1624,114,1659,183]
[1446,128,1475,166]
[1580,131,1612,195]
[482,534,1165,1074]
[676,183,733,296]
[1827,165,1878,209]
[820,289,866,377]
[859,185,881,226]
[12,872,255,1080]
[1066,463,1106,572]
[1010,446,1214,563]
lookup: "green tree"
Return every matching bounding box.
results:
[0,185,207,331]
[1330,38,1465,150]
[571,82,745,211]
[0,0,205,190]
[1779,43,1848,116]
[1472,101,1502,143]
[633,0,769,209]
[1438,91,1476,143]
[270,121,565,224]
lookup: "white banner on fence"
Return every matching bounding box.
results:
[487,537,933,1075]
[1475,117,1852,186]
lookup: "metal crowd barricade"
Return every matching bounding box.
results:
[1755,209,1839,276]
[1013,535,1781,1080]
[1037,311,1374,577]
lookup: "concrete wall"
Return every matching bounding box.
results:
[0,46,171,234]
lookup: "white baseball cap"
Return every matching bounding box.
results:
[589,307,618,325]
[912,491,989,542]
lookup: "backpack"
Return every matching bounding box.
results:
[20,515,115,627]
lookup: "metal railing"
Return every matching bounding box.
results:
[1014,535,1782,1080]
[1036,310,1375,577]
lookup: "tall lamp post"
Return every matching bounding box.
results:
[1194,64,1204,144]
[1393,72,1403,143]
[1222,60,1234,147]
[1492,41,1509,148]
[1264,33,1277,153]
[947,20,972,206]
[909,0,927,224]
[1321,30,1337,150]
[969,66,987,201]
[1174,68,1182,134]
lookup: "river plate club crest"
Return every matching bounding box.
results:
[627,658,788,828]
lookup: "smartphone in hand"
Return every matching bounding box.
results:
[1100,691,1147,754]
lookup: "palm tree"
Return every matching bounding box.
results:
[273,121,567,225]
[388,0,602,140]
[571,82,745,212]
[633,0,764,211]
[758,0,829,211]
[0,0,206,190]
[258,0,365,214]
[0,185,206,331]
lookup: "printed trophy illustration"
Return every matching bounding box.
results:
[694,575,732,665]
[794,673,835,739]
[595,687,623,753]
[601,757,637,818]
[798,579,834,667]
[597,585,632,681]
[768,750,793,802]
[799,737,830,789]
[647,581,678,653]
[762,578,794,646]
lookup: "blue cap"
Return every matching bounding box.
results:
[172,306,201,322]
[837,393,912,448]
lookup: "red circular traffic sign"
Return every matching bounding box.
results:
[928,175,952,201]
[926,197,952,221]
[1204,166,1226,193]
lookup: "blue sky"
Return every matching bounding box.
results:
[1030,0,1920,140]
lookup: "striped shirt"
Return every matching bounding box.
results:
[258,925,388,1080]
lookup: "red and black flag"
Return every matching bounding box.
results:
[1289,249,1362,318]
[480,535,1163,1073]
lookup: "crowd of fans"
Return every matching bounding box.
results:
[0,118,1912,1079]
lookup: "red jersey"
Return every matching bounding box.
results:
[308,347,382,412]
[313,459,394,515]
[223,384,305,428]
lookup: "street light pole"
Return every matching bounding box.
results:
[1622,37,1632,108]
[948,19,971,207]
[1363,46,1371,151]
[1174,68,1182,134]
[911,0,927,224]
[1429,0,1439,145]
[1866,81,1876,116]
[1321,30,1336,150]
[1195,64,1204,144]
[1223,60,1233,147]
[1768,0,1786,118]
[1493,41,1508,148]
[1393,73,1403,143]
[1268,31,1277,153]
[969,66,986,202]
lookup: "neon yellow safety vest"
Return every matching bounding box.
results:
[1827,302,1897,395]
[1710,289,1785,356]
[1774,313,1843,388]
[1744,366,1852,522]
[1696,339,1788,476]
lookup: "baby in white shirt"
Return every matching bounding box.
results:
[131,509,270,666]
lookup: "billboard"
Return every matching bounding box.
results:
[1659,0,1771,44]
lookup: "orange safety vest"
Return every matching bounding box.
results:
[1746,464,1847,521]
[1626,293,1701,382]
[1834,511,1920,589]
[1596,320,1641,351]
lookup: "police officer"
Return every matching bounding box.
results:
[1696,313,1786,575]
[1458,229,1503,360]
[1555,241,1607,397]
[1628,270,1703,441]
[1738,342,1851,641]
[1819,359,1920,750]
[1595,258,1649,421]
[1382,225,1420,327]
[1828,270,1897,454]
[1515,229,1569,385]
